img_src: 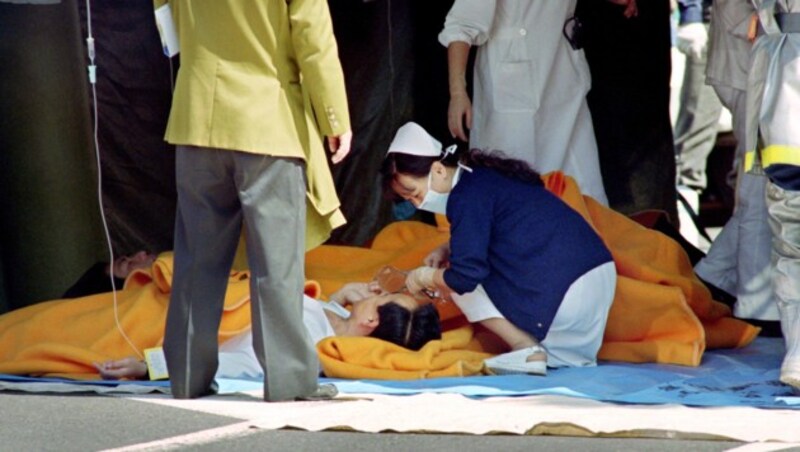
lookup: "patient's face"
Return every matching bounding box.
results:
[112,251,157,279]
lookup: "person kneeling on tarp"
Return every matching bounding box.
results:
[381,122,617,376]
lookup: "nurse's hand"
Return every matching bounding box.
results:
[448,92,472,142]
[424,243,451,268]
[405,266,437,297]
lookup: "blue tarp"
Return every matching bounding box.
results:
[2,337,799,409]
[230,337,800,409]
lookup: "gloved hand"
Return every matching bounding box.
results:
[423,243,451,268]
[676,22,708,60]
[405,266,437,297]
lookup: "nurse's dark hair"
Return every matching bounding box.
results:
[381,140,542,201]
[369,301,442,351]
[461,147,544,187]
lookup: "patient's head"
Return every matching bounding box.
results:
[370,301,441,351]
[348,293,441,350]
[111,251,157,279]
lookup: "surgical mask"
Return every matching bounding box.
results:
[417,172,449,215]
[417,166,466,215]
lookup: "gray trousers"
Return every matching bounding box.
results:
[674,36,725,192]
[164,145,318,401]
[694,87,775,320]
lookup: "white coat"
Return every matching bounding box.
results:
[439,0,608,205]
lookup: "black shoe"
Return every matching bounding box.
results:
[170,381,218,399]
[295,383,338,401]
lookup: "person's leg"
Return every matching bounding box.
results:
[726,89,776,320]
[693,86,743,297]
[733,170,775,319]
[452,286,542,350]
[765,181,800,391]
[235,153,318,401]
[480,317,547,375]
[450,285,503,323]
[694,86,775,320]
[165,146,243,399]
[540,261,617,367]
[694,213,740,296]
[674,44,724,193]
[452,286,546,374]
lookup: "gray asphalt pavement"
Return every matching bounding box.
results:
[0,392,762,452]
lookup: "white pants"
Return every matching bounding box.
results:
[451,262,617,368]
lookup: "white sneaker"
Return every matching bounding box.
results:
[484,345,547,376]
[779,302,800,394]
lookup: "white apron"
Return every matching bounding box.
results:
[439,0,608,204]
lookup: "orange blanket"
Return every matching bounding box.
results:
[309,172,759,375]
[0,254,252,380]
[318,326,491,380]
[0,173,760,381]
[0,253,481,381]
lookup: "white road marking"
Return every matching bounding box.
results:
[102,420,258,451]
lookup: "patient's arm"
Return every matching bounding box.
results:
[329,282,383,305]
[94,357,147,380]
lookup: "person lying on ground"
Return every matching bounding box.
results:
[94,282,441,380]
[62,251,157,299]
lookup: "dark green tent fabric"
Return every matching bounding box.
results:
[577,0,679,223]
[0,254,7,313]
[0,0,106,312]
[0,0,456,313]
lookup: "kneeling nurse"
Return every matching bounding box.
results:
[382,122,617,375]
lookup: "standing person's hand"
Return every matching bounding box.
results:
[607,0,638,18]
[327,129,353,164]
[448,92,472,142]
[676,22,708,59]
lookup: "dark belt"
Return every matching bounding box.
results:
[776,12,800,33]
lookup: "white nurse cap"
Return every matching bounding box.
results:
[386,122,442,157]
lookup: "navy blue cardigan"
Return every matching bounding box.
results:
[442,167,613,341]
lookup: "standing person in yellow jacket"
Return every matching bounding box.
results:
[154,0,352,401]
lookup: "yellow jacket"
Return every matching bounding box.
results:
[154,0,349,248]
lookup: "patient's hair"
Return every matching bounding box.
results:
[369,302,442,351]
